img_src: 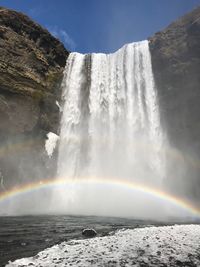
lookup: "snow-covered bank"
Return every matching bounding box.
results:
[6,224,200,266]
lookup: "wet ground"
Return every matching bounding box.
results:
[0,215,171,266]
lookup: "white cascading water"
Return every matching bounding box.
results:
[58,40,163,181]
[55,40,166,218]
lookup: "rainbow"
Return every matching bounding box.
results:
[0,177,200,217]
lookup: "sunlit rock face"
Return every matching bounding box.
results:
[149,6,200,201]
[0,7,68,189]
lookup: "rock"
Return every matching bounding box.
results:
[0,7,69,189]
[0,6,69,134]
[149,6,200,201]
[82,228,97,238]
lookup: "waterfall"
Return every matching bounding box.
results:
[58,40,163,184]
[54,40,166,217]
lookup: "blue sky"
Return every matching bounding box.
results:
[0,0,200,53]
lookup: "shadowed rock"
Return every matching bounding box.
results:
[149,6,200,201]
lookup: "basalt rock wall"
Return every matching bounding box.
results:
[149,6,200,200]
[0,7,69,189]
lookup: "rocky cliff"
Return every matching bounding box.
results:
[0,7,68,189]
[149,6,200,201]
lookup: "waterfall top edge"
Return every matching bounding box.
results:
[70,40,149,56]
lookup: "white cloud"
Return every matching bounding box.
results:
[48,26,76,51]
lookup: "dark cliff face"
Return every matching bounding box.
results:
[149,6,200,200]
[0,7,69,189]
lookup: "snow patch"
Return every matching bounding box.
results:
[6,224,200,266]
[45,132,59,157]
[56,101,62,112]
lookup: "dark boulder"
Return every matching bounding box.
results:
[82,228,97,238]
